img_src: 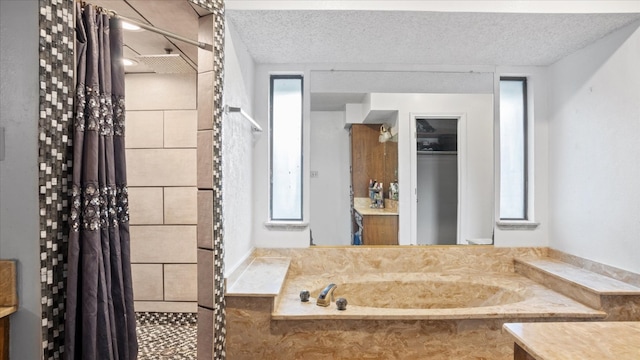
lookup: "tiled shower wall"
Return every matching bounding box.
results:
[125,73,198,313]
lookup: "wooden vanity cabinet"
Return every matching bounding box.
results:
[362,215,398,245]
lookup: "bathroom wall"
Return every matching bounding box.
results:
[547,21,640,274]
[309,111,351,246]
[125,73,198,313]
[0,0,42,358]
[223,20,256,274]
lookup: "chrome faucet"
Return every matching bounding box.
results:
[316,283,337,307]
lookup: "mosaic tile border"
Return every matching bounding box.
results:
[136,312,198,326]
[37,0,75,359]
[190,0,227,359]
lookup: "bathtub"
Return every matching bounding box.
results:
[273,271,600,321]
[226,247,606,359]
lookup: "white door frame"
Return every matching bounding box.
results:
[409,113,467,245]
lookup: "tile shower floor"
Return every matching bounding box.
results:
[136,313,197,360]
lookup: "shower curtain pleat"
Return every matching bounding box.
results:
[65,4,137,360]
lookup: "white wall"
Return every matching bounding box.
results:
[547,21,640,273]
[309,111,351,246]
[223,21,256,273]
[0,0,42,358]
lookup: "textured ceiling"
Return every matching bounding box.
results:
[226,10,640,66]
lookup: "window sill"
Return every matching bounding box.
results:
[496,220,539,230]
[264,221,309,231]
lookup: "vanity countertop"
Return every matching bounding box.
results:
[354,206,399,216]
[503,322,640,360]
[353,197,398,216]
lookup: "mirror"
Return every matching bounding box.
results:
[309,74,495,246]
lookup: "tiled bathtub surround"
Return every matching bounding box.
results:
[226,247,639,359]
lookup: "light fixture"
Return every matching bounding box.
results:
[379,124,392,143]
[122,58,138,66]
[121,21,142,31]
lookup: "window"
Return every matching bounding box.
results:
[499,77,528,220]
[270,75,303,221]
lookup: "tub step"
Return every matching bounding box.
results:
[514,257,640,319]
[226,257,290,297]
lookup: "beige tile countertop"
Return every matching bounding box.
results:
[503,322,640,360]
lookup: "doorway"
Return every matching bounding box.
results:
[410,114,466,245]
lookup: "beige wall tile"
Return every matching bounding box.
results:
[128,187,164,225]
[134,301,197,313]
[125,73,196,111]
[126,149,197,187]
[164,110,197,148]
[131,264,163,301]
[164,187,197,224]
[130,225,197,263]
[198,15,214,74]
[198,71,213,130]
[197,306,214,359]
[197,131,213,189]
[197,249,214,309]
[164,264,197,301]
[197,190,214,249]
[125,111,164,149]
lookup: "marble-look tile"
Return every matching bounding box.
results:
[272,272,603,321]
[515,258,640,294]
[548,248,640,288]
[226,257,290,296]
[515,260,603,309]
[225,247,625,359]
[252,246,548,276]
[504,322,640,360]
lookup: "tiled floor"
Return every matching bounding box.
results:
[137,312,197,360]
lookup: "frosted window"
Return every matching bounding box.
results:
[270,76,303,220]
[500,78,527,220]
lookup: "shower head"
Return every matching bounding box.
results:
[135,53,196,74]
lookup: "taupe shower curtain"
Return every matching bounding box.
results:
[65,4,137,359]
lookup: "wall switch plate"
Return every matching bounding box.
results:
[310,170,319,178]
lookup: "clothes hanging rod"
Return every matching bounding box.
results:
[225,106,263,132]
[78,1,213,51]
